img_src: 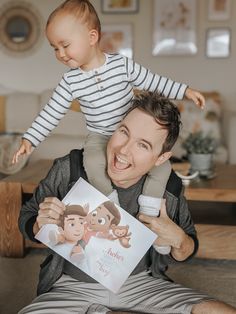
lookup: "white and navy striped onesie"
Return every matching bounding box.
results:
[23,53,187,147]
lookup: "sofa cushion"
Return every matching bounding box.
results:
[29,134,85,163]
[0,133,28,174]
[5,92,40,133]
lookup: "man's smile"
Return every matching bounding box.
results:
[114,154,130,170]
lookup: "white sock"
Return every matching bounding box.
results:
[138,194,162,216]
[153,244,171,255]
[138,195,171,255]
[107,189,120,206]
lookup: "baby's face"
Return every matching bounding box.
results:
[63,214,85,243]
[46,13,94,70]
[86,205,114,232]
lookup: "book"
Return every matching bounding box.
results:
[35,177,157,293]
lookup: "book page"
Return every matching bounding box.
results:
[35,178,157,293]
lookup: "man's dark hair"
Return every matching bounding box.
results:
[129,91,182,154]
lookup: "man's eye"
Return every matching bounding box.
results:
[92,211,97,217]
[63,44,69,48]
[54,48,59,52]
[69,223,74,227]
[138,142,149,150]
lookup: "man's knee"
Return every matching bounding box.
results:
[192,300,236,314]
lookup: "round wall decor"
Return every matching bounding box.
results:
[0,1,43,56]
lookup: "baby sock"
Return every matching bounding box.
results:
[138,194,171,255]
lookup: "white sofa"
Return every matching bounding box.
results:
[1,89,236,175]
[3,90,88,166]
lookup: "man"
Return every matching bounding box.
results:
[18,92,236,314]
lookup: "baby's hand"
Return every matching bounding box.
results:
[185,87,205,109]
[12,139,33,164]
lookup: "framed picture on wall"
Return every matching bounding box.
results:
[206,28,231,58]
[100,24,133,58]
[101,0,139,14]
[208,0,231,21]
[152,0,197,56]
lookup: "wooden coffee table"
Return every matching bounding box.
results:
[185,164,236,260]
[0,161,236,258]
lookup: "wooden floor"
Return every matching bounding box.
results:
[190,201,236,260]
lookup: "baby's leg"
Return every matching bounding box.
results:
[142,160,171,200]
[83,132,113,196]
[138,160,172,255]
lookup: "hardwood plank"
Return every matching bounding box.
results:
[196,224,236,260]
[185,164,236,202]
[0,96,5,132]
[0,182,24,257]
[185,188,236,202]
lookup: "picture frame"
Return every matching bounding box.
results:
[152,0,197,56]
[100,24,133,58]
[206,28,231,58]
[208,0,231,21]
[101,0,139,14]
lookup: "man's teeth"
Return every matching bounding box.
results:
[114,155,130,170]
[116,155,128,164]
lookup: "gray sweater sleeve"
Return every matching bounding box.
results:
[18,155,71,242]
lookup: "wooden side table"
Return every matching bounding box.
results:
[0,160,53,257]
[185,164,236,260]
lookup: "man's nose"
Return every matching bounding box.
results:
[120,140,132,154]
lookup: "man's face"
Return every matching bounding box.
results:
[107,108,171,188]
[86,205,115,232]
[63,215,85,243]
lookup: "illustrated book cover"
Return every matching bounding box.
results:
[35,178,157,293]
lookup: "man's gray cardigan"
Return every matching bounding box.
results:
[18,151,198,295]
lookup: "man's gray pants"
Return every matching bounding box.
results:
[18,271,214,314]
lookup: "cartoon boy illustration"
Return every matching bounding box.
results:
[82,201,121,247]
[48,204,88,260]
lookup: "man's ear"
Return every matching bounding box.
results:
[89,29,99,46]
[155,151,172,166]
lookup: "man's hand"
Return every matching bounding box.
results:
[33,197,65,235]
[12,138,33,164]
[185,87,205,109]
[138,200,194,261]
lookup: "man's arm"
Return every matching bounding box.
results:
[138,194,197,261]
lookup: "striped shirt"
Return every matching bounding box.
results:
[23,53,187,147]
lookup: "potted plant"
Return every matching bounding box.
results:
[182,131,218,176]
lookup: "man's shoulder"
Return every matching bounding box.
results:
[166,170,183,197]
[51,149,86,187]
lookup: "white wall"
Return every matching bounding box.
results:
[0,0,235,111]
